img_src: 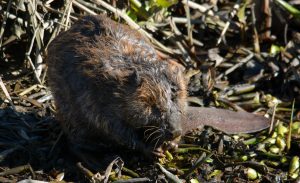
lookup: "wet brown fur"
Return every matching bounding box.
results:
[47,15,187,154]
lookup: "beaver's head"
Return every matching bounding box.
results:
[122,61,187,147]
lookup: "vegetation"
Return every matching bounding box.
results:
[0,0,300,182]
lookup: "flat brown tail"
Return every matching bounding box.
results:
[183,106,271,134]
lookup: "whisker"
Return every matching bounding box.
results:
[144,127,156,135]
[145,129,162,142]
[144,128,157,139]
[150,130,163,143]
[153,135,163,150]
[145,129,160,142]
[136,125,157,130]
[143,125,159,128]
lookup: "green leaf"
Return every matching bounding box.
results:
[127,10,138,21]
[270,44,281,55]
[275,0,300,19]
[190,179,199,183]
[237,0,251,23]
[155,0,178,8]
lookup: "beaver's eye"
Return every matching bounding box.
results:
[171,89,177,101]
[171,93,177,102]
[152,106,160,116]
[171,85,177,93]
[170,85,178,101]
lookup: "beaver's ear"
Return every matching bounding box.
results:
[127,69,141,87]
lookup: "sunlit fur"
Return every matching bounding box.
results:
[47,15,187,153]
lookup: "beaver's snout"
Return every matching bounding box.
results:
[165,129,182,139]
[164,117,183,140]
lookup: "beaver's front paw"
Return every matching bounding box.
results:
[146,140,180,159]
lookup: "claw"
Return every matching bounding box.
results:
[152,149,165,158]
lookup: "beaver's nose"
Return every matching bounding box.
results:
[171,129,182,138]
[166,129,182,139]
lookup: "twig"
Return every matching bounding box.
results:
[181,0,214,16]
[287,99,295,150]
[156,163,182,183]
[251,3,261,53]
[42,4,78,21]
[76,0,106,13]
[0,164,35,179]
[184,1,193,46]
[16,180,48,183]
[217,0,242,45]
[73,0,97,15]
[64,0,74,31]
[169,18,204,47]
[37,93,52,103]
[268,101,278,134]
[2,10,59,31]
[103,157,124,183]
[216,51,254,80]
[176,146,211,154]
[122,167,140,178]
[112,178,150,183]
[26,0,45,78]
[24,26,42,84]
[53,0,74,35]
[217,97,247,112]
[0,0,13,47]
[1,11,28,26]
[19,84,39,96]
[176,41,192,64]
[0,76,13,104]
[76,162,95,179]
[170,16,204,25]
[224,83,257,96]
[21,96,43,108]
[184,152,214,178]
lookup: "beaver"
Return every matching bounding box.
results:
[47,15,271,157]
[47,15,187,156]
